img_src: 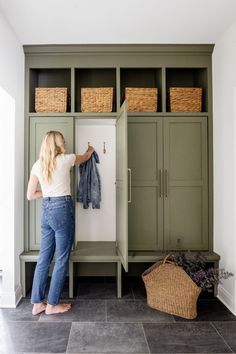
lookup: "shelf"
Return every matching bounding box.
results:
[128,250,220,262]
[127,112,208,117]
[28,67,209,115]
[166,68,208,112]
[75,68,117,113]
[27,112,209,120]
[28,112,118,118]
[29,68,71,113]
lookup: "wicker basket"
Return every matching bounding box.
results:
[81,87,113,112]
[169,87,202,112]
[35,87,67,113]
[142,255,202,319]
[125,87,158,112]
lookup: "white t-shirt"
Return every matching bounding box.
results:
[31,153,76,197]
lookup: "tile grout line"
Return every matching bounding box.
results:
[210,321,234,353]
[141,322,151,353]
[65,321,73,353]
[105,299,107,322]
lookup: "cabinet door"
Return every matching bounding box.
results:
[163,117,208,250]
[29,117,74,250]
[128,118,163,250]
[116,101,128,271]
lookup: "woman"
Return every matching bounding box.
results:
[27,131,94,315]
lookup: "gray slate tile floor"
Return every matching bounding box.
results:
[0,276,235,354]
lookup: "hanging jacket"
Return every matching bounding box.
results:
[77,151,101,209]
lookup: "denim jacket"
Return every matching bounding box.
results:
[77,151,101,209]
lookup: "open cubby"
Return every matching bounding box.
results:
[166,68,208,112]
[29,68,71,113]
[75,68,116,112]
[120,68,162,112]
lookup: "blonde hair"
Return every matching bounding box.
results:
[39,131,66,184]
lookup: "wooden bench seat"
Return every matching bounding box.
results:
[20,247,220,298]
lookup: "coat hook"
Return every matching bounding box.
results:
[103,142,106,154]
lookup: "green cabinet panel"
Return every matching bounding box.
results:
[128,186,159,250]
[116,101,128,271]
[163,117,208,250]
[128,119,163,250]
[29,116,74,250]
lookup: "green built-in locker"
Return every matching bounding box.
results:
[128,116,208,251]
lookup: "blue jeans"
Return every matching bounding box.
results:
[31,195,75,305]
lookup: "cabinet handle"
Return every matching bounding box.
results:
[165,169,168,197]
[128,168,132,203]
[159,169,163,197]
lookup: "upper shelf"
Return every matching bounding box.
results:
[28,67,209,114]
[166,68,208,112]
[75,68,117,112]
[29,68,71,113]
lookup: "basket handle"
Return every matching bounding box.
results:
[162,254,175,265]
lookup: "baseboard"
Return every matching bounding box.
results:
[217,284,236,315]
[0,283,22,308]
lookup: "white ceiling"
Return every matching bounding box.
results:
[0,0,236,45]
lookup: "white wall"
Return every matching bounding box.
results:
[0,9,24,307]
[213,19,236,315]
[75,119,116,242]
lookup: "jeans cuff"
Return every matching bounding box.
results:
[31,298,46,305]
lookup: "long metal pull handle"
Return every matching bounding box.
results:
[159,169,163,197]
[165,169,168,197]
[128,168,132,203]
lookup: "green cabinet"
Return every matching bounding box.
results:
[163,117,208,250]
[23,44,214,260]
[128,116,208,251]
[128,118,163,250]
[29,116,74,250]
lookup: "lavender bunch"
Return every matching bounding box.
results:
[168,251,233,292]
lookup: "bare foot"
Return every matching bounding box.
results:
[32,302,47,316]
[45,303,71,315]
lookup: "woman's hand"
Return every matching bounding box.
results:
[74,145,94,165]
[86,145,94,156]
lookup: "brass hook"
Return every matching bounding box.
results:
[103,142,106,154]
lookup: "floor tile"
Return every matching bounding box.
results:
[212,321,236,352]
[77,281,133,299]
[0,299,39,322]
[0,321,71,353]
[67,322,149,353]
[39,300,105,322]
[174,299,236,321]
[131,282,147,300]
[107,299,174,323]
[143,322,232,353]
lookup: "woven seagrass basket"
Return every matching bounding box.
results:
[125,87,158,112]
[35,87,67,113]
[169,87,202,112]
[142,255,202,319]
[81,87,113,112]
